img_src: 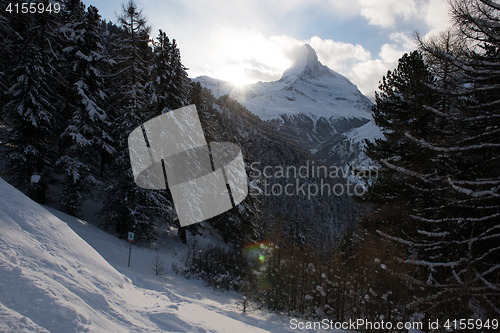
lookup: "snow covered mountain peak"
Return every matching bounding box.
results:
[283,44,319,73]
[194,44,372,121]
[293,43,317,65]
[280,44,330,83]
[227,44,373,122]
[193,44,379,165]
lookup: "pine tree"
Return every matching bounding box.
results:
[140,30,192,241]
[100,0,169,241]
[3,4,64,203]
[413,0,500,317]
[363,51,441,231]
[56,1,114,216]
[149,30,190,116]
[0,0,17,108]
[167,39,191,109]
[364,2,500,317]
[361,50,476,318]
[110,0,151,117]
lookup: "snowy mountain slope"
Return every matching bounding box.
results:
[345,119,383,145]
[237,45,372,122]
[342,119,384,169]
[194,44,378,166]
[0,177,333,333]
[197,45,372,121]
[0,179,147,332]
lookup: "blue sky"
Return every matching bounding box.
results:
[83,0,452,95]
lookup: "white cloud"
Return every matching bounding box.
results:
[351,59,392,94]
[348,32,415,93]
[378,43,403,63]
[378,32,415,64]
[309,36,371,73]
[421,0,453,37]
[389,31,416,50]
[185,24,421,95]
[357,0,415,28]
[306,33,416,94]
[186,29,305,84]
[356,0,451,32]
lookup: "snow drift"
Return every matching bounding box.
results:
[0,177,323,332]
[0,177,155,332]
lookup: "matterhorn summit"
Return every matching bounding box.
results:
[232,43,373,121]
[280,44,328,83]
[280,44,346,85]
[194,44,380,165]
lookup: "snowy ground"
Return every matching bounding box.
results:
[0,177,343,332]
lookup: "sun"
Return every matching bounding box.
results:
[224,73,253,87]
[212,64,255,88]
[231,77,251,87]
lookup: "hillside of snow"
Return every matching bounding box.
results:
[0,177,335,333]
[345,119,383,145]
[343,120,384,171]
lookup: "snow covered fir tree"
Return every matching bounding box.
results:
[98,0,174,242]
[362,0,500,321]
[57,1,113,217]
[0,0,498,329]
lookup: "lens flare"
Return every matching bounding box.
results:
[243,241,275,291]
[242,241,274,259]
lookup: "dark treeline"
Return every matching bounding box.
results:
[359,0,499,326]
[1,0,191,242]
